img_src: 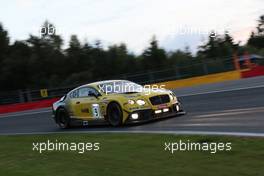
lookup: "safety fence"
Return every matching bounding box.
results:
[0,55,263,105]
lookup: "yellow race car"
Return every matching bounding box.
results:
[52,80,185,128]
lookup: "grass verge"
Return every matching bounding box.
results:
[0,133,263,176]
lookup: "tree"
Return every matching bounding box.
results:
[247,15,264,49]
[2,15,264,91]
[0,23,9,60]
[24,21,66,88]
[168,48,193,67]
[0,24,9,65]
[1,41,31,90]
[197,31,221,59]
[68,35,81,51]
[198,31,237,59]
[142,36,167,70]
[0,24,10,90]
[257,15,264,35]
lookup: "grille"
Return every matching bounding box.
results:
[149,95,170,105]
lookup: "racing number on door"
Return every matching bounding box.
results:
[92,104,101,118]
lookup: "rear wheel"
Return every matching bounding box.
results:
[107,102,123,127]
[57,109,71,129]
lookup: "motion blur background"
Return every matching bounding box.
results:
[0,0,263,105]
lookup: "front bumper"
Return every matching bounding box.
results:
[125,103,185,124]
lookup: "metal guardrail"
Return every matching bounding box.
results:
[0,57,237,105]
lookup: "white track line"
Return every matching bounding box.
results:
[1,130,264,137]
[194,107,264,118]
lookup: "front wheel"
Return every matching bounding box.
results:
[177,100,186,115]
[56,109,71,129]
[107,102,123,127]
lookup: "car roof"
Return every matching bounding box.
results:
[67,80,134,96]
[89,80,127,86]
[74,80,129,90]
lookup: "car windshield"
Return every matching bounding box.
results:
[98,81,143,94]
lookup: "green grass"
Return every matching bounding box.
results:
[0,133,264,176]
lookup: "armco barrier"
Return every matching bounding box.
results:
[0,98,59,114]
[241,66,264,78]
[0,68,258,115]
[154,70,241,89]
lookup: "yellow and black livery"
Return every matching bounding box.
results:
[52,80,185,128]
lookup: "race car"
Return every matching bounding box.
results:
[52,80,185,128]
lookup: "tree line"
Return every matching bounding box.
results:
[0,15,263,91]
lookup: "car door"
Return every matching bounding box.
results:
[68,89,83,117]
[73,87,103,120]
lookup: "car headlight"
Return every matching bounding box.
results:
[128,100,135,105]
[136,99,146,106]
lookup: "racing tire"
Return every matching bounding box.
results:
[177,100,186,115]
[107,102,123,127]
[57,108,71,129]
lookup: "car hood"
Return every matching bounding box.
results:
[110,88,171,99]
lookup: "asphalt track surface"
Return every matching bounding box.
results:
[1,76,264,136]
